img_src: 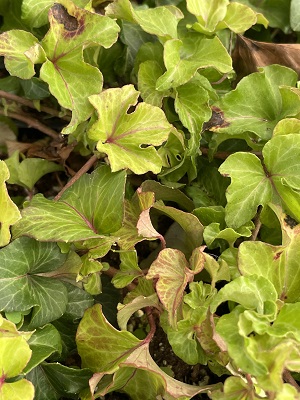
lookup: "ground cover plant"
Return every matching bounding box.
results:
[1,0,300,399]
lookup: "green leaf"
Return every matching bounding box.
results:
[40,0,120,133]
[174,74,212,135]
[153,201,204,256]
[146,247,204,327]
[24,324,62,373]
[141,180,194,212]
[26,363,92,400]
[0,161,21,247]
[88,84,171,174]
[156,33,232,91]
[0,30,45,79]
[13,165,126,242]
[220,133,300,228]
[138,60,169,107]
[62,281,94,321]
[211,275,278,315]
[76,304,141,373]
[117,293,160,330]
[111,251,143,289]
[21,0,91,28]
[5,151,63,190]
[0,237,69,328]
[212,65,300,141]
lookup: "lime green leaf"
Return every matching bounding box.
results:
[0,379,35,400]
[291,0,300,31]
[186,0,228,35]
[0,161,21,247]
[106,0,183,40]
[174,75,212,135]
[13,165,126,242]
[5,151,63,190]
[156,33,232,91]
[24,324,62,373]
[146,247,205,327]
[88,85,171,174]
[40,0,120,133]
[0,317,34,400]
[212,65,300,140]
[112,251,143,289]
[21,0,91,28]
[273,118,300,136]
[232,0,290,31]
[210,376,254,400]
[0,237,69,328]
[204,221,254,248]
[165,307,208,365]
[216,306,268,376]
[76,304,141,373]
[220,133,300,229]
[216,3,264,34]
[138,60,170,107]
[211,275,277,315]
[0,30,45,79]
[239,225,300,302]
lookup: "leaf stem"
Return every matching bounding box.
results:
[0,107,59,139]
[0,90,71,121]
[250,206,262,241]
[283,369,300,392]
[144,307,156,343]
[54,154,98,200]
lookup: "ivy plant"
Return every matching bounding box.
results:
[1,0,300,399]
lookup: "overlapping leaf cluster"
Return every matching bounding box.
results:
[1,0,300,399]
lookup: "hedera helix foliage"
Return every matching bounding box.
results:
[1,0,300,399]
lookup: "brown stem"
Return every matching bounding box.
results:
[283,369,300,392]
[54,154,98,200]
[250,206,262,241]
[0,108,58,139]
[0,90,71,121]
[144,307,156,343]
[200,147,262,160]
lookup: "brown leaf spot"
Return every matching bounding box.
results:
[52,4,79,31]
[284,214,298,229]
[273,251,283,261]
[202,106,230,132]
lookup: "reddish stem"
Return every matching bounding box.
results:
[54,154,98,200]
[144,307,156,343]
[0,108,59,139]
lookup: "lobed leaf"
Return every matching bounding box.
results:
[13,165,126,242]
[146,247,205,327]
[0,30,45,79]
[0,161,21,247]
[88,84,171,174]
[40,0,120,133]
[0,237,69,328]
